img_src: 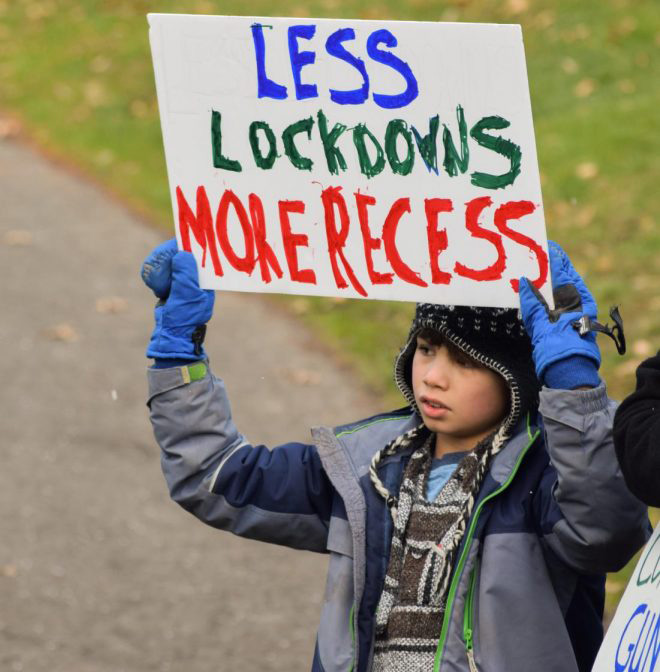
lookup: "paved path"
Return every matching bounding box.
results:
[0,136,380,672]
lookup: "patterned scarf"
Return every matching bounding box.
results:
[371,428,498,672]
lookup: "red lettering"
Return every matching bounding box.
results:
[493,201,548,292]
[279,200,316,284]
[321,186,367,297]
[176,185,223,276]
[354,192,393,286]
[454,196,505,281]
[383,198,428,288]
[424,198,453,285]
[216,190,256,274]
[249,194,283,284]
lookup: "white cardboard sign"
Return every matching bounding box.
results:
[148,14,551,307]
[592,524,660,672]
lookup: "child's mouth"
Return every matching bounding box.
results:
[420,397,449,417]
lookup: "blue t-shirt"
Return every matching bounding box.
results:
[426,451,469,501]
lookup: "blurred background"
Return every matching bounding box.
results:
[0,0,658,669]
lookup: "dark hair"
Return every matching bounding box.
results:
[416,327,484,369]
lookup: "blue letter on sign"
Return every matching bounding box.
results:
[288,25,319,100]
[326,28,369,105]
[367,29,418,109]
[251,23,287,100]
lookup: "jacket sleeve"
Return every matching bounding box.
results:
[147,364,333,553]
[613,351,660,507]
[532,383,650,574]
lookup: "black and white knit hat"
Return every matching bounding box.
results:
[394,303,539,433]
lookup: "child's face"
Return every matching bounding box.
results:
[411,335,509,455]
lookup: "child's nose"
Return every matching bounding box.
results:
[424,350,451,388]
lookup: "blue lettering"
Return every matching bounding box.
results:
[288,25,318,100]
[325,28,369,105]
[366,29,419,109]
[641,614,660,672]
[251,23,287,100]
[631,611,655,672]
[617,605,648,672]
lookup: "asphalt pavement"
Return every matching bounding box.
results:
[0,134,381,672]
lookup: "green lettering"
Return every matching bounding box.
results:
[211,110,242,172]
[442,105,469,177]
[385,119,414,176]
[412,115,439,174]
[282,117,314,171]
[249,121,277,170]
[470,115,521,189]
[353,123,386,178]
[317,110,347,175]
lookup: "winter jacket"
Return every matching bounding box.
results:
[613,350,660,507]
[147,363,649,672]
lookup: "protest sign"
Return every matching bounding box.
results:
[148,14,552,307]
[592,524,660,672]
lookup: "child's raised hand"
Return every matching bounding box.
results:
[518,241,601,382]
[142,239,215,361]
[141,238,178,299]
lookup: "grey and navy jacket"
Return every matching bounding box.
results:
[147,363,649,672]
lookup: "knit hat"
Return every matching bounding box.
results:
[394,303,539,433]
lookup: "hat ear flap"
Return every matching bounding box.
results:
[394,332,421,410]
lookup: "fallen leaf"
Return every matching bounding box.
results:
[0,116,21,139]
[574,78,596,98]
[639,216,655,233]
[0,564,17,578]
[561,57,579,74]
[633,275,654,291]
[595,255,613,272]
[575,205,596,228]
[83,79,107,107]
[534,10,555,29]
[617,16,637,37]
[95,296,128,314]
[25,1,55,21]
[89,55,112,74]
[52,81,73,101]
[95,149,114,166]
[507,0,528,14]
[129,99,150,119]
[617,79,635,94]
[284,368,321,386]
[575,162,599,180]
[3,229,33,246]
[291,299,309,315]
[632,340,653,357]
[43,323,79,343]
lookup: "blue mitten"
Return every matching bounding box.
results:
[519,241,600,387]
[143,241,215,361]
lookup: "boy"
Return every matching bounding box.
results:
[143,240,648,672]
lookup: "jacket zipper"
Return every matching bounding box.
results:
[433,424,540,672]
[463,558,479,672]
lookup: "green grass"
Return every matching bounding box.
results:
[0,0,658,610]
